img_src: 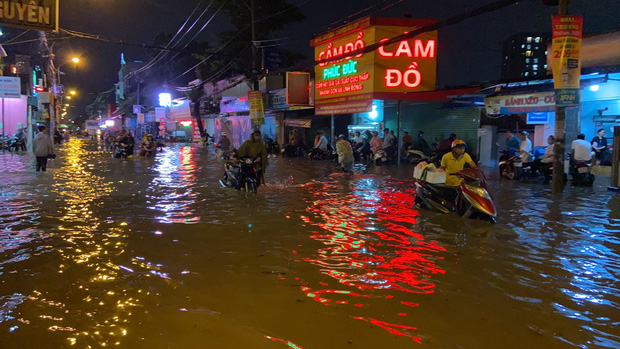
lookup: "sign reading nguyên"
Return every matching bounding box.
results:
[0,0,59,32]
[312,17,437,115]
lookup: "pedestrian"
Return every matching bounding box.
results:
[519,131,533,163]
[218,132,232,158]
[591,129,607,165]
[336,134,354,172]
[63,130,71,143]
[33,125,55,172]
[53,127,62,145]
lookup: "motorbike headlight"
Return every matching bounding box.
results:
[245,158,253,165]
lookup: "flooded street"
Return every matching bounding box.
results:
[0,139,618,348]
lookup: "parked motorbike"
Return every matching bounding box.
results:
[9,136,26,151]
[219,156,260,193]
[415,168,497,222]
[264,137,280,157]
[498,149,522,180]
[373,149,388,165]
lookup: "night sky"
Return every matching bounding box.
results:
[3,0,618,116]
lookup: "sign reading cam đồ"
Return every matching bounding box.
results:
[0,0,59,32]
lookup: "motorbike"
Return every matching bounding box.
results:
[264,137,280,157]
[219,156,260,193]
[408,149,441,166]
[498,149,522,180]
[9,136,26,151]
[414,168,497,222]
[114,142,129,159]
[570,154,595,187]
[373,149,389,165]
[309,143,336,161]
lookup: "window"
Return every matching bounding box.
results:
[526,50,532,57]
[527,37,532,43]
[525,58,530,63]
[534,58,539,63]
[527,44,531,49]
[544,64,548,69]
[524,72,529,76]
[535,46,539,50]
[535,37,541,43]
[521,44,525,49]
[533,71,538,76]
[533,64,539,70]
[545,50,548,55]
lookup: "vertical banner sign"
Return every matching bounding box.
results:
[248,90,265,127]
[192,121,202,143]
[159,120,166,137]
[551,15,583,106]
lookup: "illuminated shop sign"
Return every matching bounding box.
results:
[312,17,438,115]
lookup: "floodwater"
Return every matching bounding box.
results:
[0,139,618,348]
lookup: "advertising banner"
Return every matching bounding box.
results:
[312,17,437,115]
[248,90,265,127]
[155,107,166,122]
[284,119,312,128]
[192,121,202,143]
[551,15,582,107]
[0,76,21,98]
[484,91,556,115]
[137,113,145,124]
[0,0,59,32]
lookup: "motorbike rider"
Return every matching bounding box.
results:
[571,133,592,169]
[383,128,396,158]
[505,130,521,155]
[12,127,27,151]
[519,131,533,163]
[313,131,329,154]
[218,132,232,158]
[237,129,269,184]
[139,134,157,157]
[531,135,555,183]
[402,131,414,151]
[370,131,384,156]
[438,139,478,187]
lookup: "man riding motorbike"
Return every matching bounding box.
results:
[237,130,269,184]
[438,139,478,188]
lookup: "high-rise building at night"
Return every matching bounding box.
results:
[501,33,551,80]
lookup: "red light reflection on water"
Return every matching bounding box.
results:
[264,335,305,348]
[299,177,447,342]
[353,317,421,343]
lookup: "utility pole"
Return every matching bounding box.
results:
[552,0,568,193]
[251,0,259,90]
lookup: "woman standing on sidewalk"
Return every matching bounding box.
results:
[33,126,55,172]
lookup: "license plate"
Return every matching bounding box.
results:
[578,167,588,173]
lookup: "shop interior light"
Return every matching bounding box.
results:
[368,104,379,120]
[180,121,192,127]
[159,93,172,107]
[105,120,114,127]
[589,84,600,92]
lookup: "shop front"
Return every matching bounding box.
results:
[312,16,479,157]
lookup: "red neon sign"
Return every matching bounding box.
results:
[318,32,365,67]
[378,38,436,58]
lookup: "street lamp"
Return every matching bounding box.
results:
[72,57,80,64]
[69,90,77,96]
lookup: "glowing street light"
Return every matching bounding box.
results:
[159,92,172,107]
[66,96,72,100]
[69,90,77,96]
[72,57,80,64]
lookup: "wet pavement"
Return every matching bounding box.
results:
[0,138,618,348]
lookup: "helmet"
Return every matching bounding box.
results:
[452,139,466,148]
[338,134,345,139]
[221,132,227,136]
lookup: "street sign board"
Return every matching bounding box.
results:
[0,76,21,98]
[0,0,59,32]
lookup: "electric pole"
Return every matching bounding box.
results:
[251,0,259,90]
[552,0,568,193]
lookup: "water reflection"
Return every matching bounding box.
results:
[299,175,446,342]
